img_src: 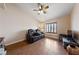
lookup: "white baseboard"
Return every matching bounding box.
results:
[5,39,25,46]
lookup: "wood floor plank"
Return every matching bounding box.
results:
[6,38,68,55]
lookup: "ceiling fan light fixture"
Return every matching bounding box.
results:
[38,10,43,14]
[39,6,41,9]
[33,3,49,15]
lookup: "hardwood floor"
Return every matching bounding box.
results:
[6,38,68,55]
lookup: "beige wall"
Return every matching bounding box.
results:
[0,8,3,35]
[38,22,45,32]
[0,4,39,45]
[45,15,71,39]
[71,4,79,39]
[71,4,79,32]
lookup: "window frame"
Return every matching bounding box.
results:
[45,22,57,34]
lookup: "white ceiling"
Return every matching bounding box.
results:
[0,3,75,22]
[15,3,75,22]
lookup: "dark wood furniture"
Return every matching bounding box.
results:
[59,33,79,49]
[67,45,79,55]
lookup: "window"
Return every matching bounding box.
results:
[45,22,57,33]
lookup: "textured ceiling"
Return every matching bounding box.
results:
[16,3,75,21]
[0,3,75,22]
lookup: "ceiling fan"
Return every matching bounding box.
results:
[33,3,49,15]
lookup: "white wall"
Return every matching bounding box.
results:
[0,4,39,45]
[71,4,79,32]
[0,8,3,34]
[0,7,5,37]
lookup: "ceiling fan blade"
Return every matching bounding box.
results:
[33,9,39,11]
[44,6,49,9]
[38,3,42,11]
[43,4,49,9]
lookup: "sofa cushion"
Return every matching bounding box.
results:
[63,37,70,43]
[33,33,40,36]
[37,31,42,35]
